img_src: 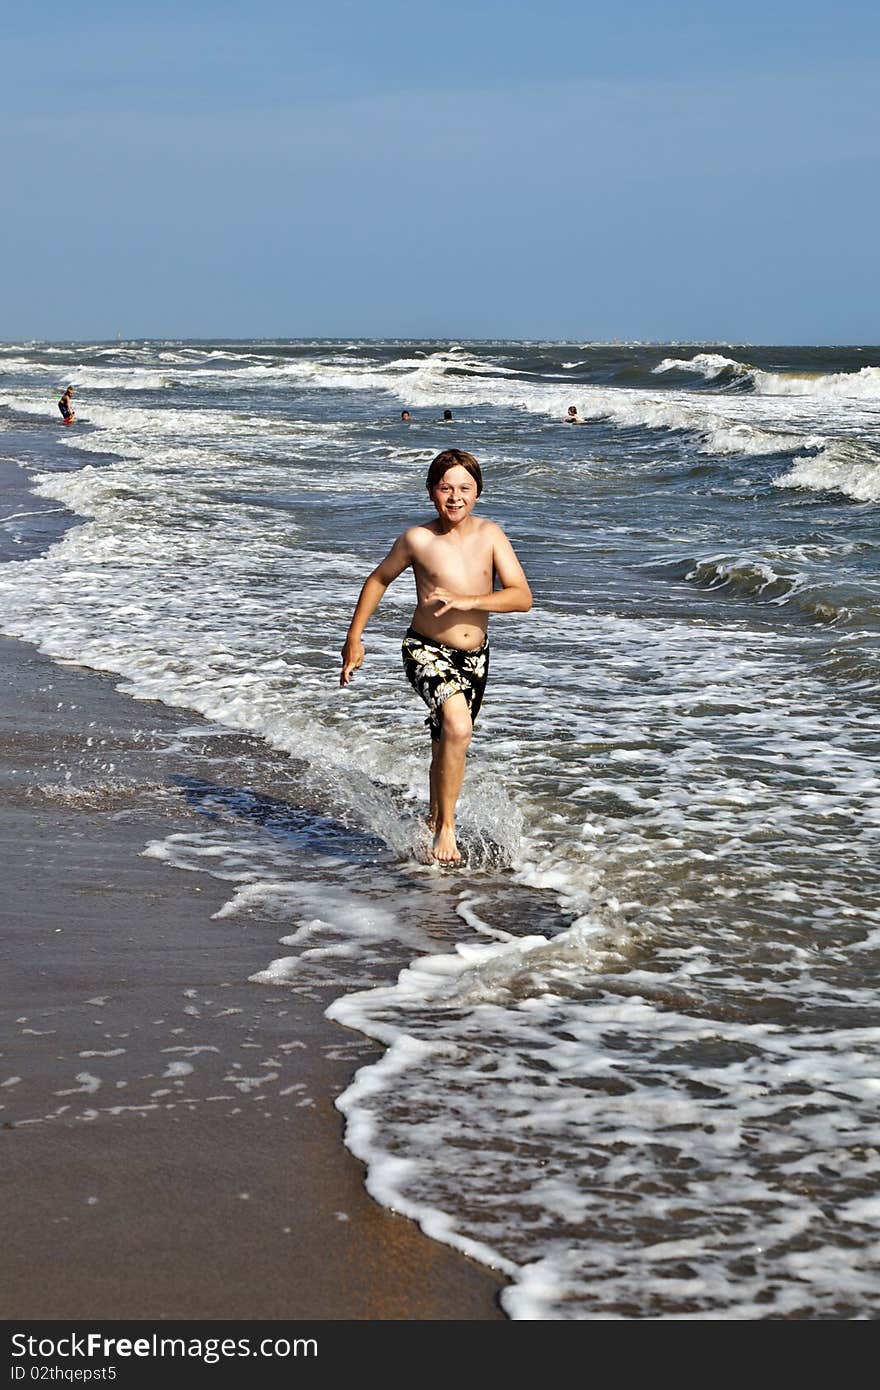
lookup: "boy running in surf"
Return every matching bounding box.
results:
[340,449,532,864]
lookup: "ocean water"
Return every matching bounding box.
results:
[1,339,879,1319]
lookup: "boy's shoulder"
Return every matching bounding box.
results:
[467,515,506,545]
[401,519,440,547]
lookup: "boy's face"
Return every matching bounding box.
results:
[429,464,478,526]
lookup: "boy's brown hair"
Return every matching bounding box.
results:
[425,448,483,497]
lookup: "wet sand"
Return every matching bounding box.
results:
[0,627,506,1320]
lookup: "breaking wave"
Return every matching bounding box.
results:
[774,440,880,503]
[656,354,880,401]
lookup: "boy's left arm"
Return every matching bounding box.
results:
[487,526,533,612]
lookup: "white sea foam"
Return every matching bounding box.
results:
[141,812,880,1318]
[329,973,880,1318]
[654,353,752,383]
[755,365,880,400]
[775,440,880,503]
[0,357,171,390]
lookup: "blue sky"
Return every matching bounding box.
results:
[3,1,878,341]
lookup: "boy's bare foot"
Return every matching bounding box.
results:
[432,826,461,864]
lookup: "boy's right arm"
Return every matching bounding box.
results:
[339,532,414,687]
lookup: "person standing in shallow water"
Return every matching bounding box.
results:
[340,448,532,865]
[58,385,76,424]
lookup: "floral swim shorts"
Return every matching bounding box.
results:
[401,626,490,741]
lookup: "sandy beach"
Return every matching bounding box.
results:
[0,621,505,1320]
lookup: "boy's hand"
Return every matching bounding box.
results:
[427,588,472,617]
[340,636,365,686]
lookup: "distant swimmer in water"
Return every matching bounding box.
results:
[340,448,532,865]
[401,409,411,422]
[58,386,76,425]
[439,409,453,422]
[564,405,582,423]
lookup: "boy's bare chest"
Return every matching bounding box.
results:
[416,533,493,590]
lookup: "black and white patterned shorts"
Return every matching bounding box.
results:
[401,626,490,741]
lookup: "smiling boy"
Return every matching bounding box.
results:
[339,448,532,864]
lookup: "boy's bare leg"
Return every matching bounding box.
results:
[427,756,440,831]
[431,693,472,864]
